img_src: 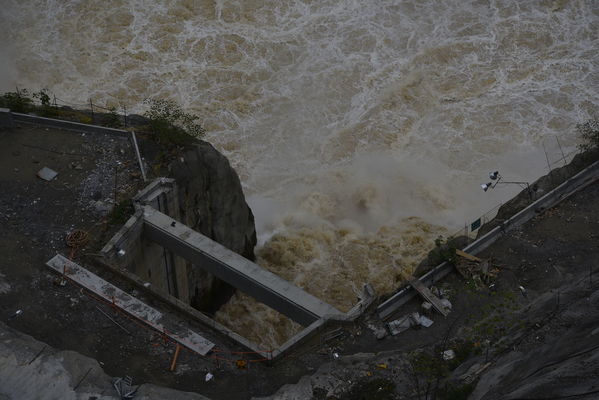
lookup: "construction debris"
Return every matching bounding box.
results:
[455,249,482,262]
[442,350,455,361]
[113,376,139,399]
[519,285,528,298]
[440,298,452,311]
[455,249,499,288]
[387,312,434,335]
[406,275,449,316]
[37,166,58,181]
[418,314,434,328]
[170,345,182,372]
[387,315,412,335]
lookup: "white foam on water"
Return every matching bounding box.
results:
[2,0,598,346]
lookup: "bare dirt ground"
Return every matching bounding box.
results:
[2,121,599,400]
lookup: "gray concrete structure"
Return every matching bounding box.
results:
[377,159,599,320]
[101,179,191,303]
[47,254,214,355]
[142,205,341,326]
[98,178,375,359]
[0,108,14,128]
[11,112,129,136]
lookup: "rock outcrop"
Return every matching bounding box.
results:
[0,321,210,400]
[169,141,257,313]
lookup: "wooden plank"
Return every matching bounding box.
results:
[406,275,449,317]
[455,249,482,262]
[46,254,214,355]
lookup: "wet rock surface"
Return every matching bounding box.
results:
[170,141,257,313]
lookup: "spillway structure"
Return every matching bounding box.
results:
[99,178,375,359]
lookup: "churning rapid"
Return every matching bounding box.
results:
[2,0,598,346]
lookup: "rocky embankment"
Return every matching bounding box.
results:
[0,321,209,400]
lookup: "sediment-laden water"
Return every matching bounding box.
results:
[2,0,598,347]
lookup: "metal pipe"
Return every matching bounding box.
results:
[131,130,147,182]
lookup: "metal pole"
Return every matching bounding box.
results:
[114,164,118,204]
[465,222,469,243]
[95,306,131,335]
[542,141,553,183]
[556,137,567,166]
[131,131,147,182]
[123,105,128,128]
[90,99,95,123]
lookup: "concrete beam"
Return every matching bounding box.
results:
[141,206,341,326]
[46,254,214,355]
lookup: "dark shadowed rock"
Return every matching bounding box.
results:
[169,141,257,313]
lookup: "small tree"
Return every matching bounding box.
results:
[33,89,58,118]
[105,106,122,128]
[143,99,205,145]
[577,119,599,152]
[33,89,51,106]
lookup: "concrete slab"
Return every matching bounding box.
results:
[46,254,214,356]
[142,206,341,326]
[37,166,58,181]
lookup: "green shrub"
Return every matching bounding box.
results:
[33,89,59,118]
[105,106,122,128]
[108,200,134,226]
[430,236,457,266]
[143,98,205,145]
[0,90,33,113]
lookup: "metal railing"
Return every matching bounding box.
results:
[445,138,581,241]
[7,87,132,129]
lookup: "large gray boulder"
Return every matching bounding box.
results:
[169,141,257,312]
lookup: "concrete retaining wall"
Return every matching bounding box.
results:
[0,108,14,128]
[11,112,129,137]
[377,159,599,320]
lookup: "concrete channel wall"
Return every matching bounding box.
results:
[100,178,376,360]
[377,159,599,320]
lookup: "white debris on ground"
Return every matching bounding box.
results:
[387,311,436,335]
[0,273,10,294]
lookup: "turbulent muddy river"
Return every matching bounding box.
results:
[2,0,598,346]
